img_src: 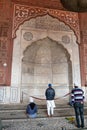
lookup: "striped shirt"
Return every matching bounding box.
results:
[71,87,84,103]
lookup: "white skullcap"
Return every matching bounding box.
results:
[74,82,78,86]
[29,97,34,102]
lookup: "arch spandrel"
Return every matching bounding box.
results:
[12,4,80,43]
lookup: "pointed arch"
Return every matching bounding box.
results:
[12,4,80,43]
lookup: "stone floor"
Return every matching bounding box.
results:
[1,117,87,130]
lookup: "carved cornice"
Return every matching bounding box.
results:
[12,4,80,43]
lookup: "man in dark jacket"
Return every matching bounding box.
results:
[45,84,55,117]
[71,84,85,128]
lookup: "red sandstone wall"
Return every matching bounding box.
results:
[11,0,65,10]
[0,0,87,86]
[0,0,65,86]
[0,0,13,85]
[79,13,87,86]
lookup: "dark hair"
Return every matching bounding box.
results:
[74,85,78,88]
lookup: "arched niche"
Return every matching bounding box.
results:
[11,14,81,102]
[22,37,72,98]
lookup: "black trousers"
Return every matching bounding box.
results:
[74,102,84,127]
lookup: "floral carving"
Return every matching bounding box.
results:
[23,32,33,41]
[62,35,70,44]
[12,4,80,43]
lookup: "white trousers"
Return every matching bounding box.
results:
[46,100,56,116]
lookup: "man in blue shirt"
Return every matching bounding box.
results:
[26,97,37,118]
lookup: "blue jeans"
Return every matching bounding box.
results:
[27,113,37,118]
[74,102,84,127]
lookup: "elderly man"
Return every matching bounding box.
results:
[45,84,56,117]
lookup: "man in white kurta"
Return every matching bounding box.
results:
[45,84,56,117]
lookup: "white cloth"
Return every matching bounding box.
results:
[74,82,78,86]
[46,100,56,116]
[29,97,34,102]
[47,100,56,108]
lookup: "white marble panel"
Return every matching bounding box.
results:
[11,58,21,86]
[34,75,51,84]
[4,87,10,103]
[55,87,69,97]
[34,66,52,74]
[22,74,34,84]
[53,74,68,84]
[10,87,20,103]
[0,88,4,102]
[52,63,68,74]
[0,87,20,103]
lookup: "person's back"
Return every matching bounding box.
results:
[71,84,85,128]
[45,87,55,100]
[26,97,37,118]
[45,84,56,117]
[26,102,37,115]
[71,87,84,103]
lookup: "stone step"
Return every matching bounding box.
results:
[0,103,87,130]
[0,103,72,110]
[0,108,74,120]
[0,103,87,120]
[0,103,87,110]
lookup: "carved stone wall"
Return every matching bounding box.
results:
[11,14,81,102]
[0,0,87,103]
[12,4,80,43]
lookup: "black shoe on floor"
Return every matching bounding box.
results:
[76,125,80,128]
[81,125,84,128]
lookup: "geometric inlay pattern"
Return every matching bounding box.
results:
[62,35,70,44]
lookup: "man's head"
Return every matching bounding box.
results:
[48,83,52,87]
[74,83,78,88]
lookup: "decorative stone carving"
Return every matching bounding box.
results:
[12,4,80,43]
[62,35,70,44]
[23,15,71,31]
[23,32,33,41]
